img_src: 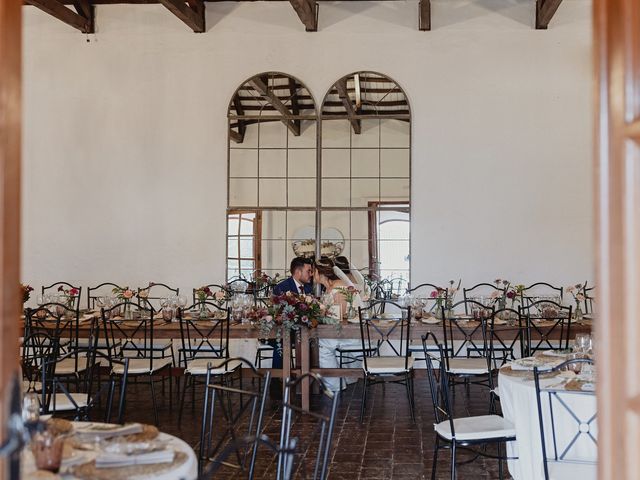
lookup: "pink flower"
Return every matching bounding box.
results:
[430,290,438,298]
[506,290,516,299]
[123,289,134,299]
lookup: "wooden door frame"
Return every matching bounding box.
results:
[595,0,640,478]
[0,0,22,478]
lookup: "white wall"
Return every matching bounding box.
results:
[21,0,594,300]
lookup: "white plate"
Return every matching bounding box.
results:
[347,318,360,324]
[493,319,507,325]
[421,317,441,325]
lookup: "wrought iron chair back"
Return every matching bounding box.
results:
[177,302,230,368]
[191,284,228,306]
[533,358,597,479]
[358,300,412,372]
[422,334,455,434]
[520,300,572,356]
[87,282,123,310]
[439,299,492,366]
[463,283,505,314]
[199,358,271,477]
[138,282,179,312]
[489,307,527,367]
[582,282,595,315]
[279,374,339,480]
[519,282,564,307]
[41,282,82,311]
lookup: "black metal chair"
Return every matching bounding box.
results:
[582,282,595,315]
[533,358,597,479]
[198,357,270,476]
[101,302,172,425]
[423,333,516,480]
[462,283,505,313]
[138,282,180,313]
[42,282,82,312]
[439,300,494,390]
[357,300,415,423]
[199,435,297,480]
[178,302,238,421]
[192,284,229,305]
[519,282,564,307]
[520,301,573,356]
[279,374,339,480]
[405,283,445,359]
[87,282,123,310]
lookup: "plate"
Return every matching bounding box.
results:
[493,318,507,325]
[347,318,360,324]
[421,317,441,325]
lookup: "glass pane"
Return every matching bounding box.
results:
[259,149,287,177]
[259,121,287,148]
[227,216,239,235]
[288,179,316,207]
[288,149,316,178]
[352,149,379,177]
[229,149,258,177]
[378,211,410,240]
[239,237,254,258]
[259,179,287,207]
[352,119,379,148]
[380,149,409,178]
[321,120,351,148]
[378,240,410,273]
[349,240,369,272]
[240,260,255,271]
[322,178,350,207]
[287,211,316,240]
[229,179,258,207]
[261,240,286,271]
[239,213,256,235]
[351,178,379,207]
[227,260,240,274]
[262,210,286,240]
[227,237,239,258]
[380,178,409,202]
[322,149,350,178]
[288,122,317,149]
[380,119,410,148]
[351,210,369,240]
[321,210,350,241]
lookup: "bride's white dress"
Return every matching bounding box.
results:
[318,287,364,392]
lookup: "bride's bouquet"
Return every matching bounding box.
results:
[246,291,337,346]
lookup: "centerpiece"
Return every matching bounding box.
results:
[21,284,33,305]
[57,285,79,316]
[112,286,137,319]
[194,286,213,318]
[566,283,586,320]
[246,291,336,348]
[336,286,359,320]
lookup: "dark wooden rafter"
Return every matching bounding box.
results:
[249,76,300,136]
[289,0,317,32]
[335,78,361,134]
[418,0,430,31]
[535,0,563,29]
[230,95,246,144]
[26,0,94,33]
[288,77,302,133]
[158,0,205,32]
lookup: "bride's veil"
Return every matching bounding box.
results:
[332,265,355,287]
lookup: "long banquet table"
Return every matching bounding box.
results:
[25,313,594,411]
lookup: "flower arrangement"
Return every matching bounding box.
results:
[504,284,526,308]
[112,286,136,301]
[195,286,213,302]
[336,286,360,319]
[21,284,34,304]
[57,285,79,309]
[246,292,335,345]
[565,284,586,307]
[253,271,281,289]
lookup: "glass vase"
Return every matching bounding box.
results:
[123,301,133,320]
[574,304,583,321]
[198,301,208,319]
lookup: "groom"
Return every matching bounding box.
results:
[269,257,314,399]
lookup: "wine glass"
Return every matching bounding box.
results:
[178,295,187,309]
[22,392,40,428]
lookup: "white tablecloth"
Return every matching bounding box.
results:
[22,422,198,480]
[498,367,597,480]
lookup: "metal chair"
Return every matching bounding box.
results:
[519,282,564,307]
[41,282,82,311]
[87,282,123,310]
[423,333,516,480]
[198,357,270,476]
[533,358,597,480]
[520,300,573,356]
[138,282,180,313]
[101,302,172,425]
[279,374,339,480]
[462,283,505,313]
[178,302,237,421]
[192,284,228,306]
[357,300,415,423]
[582,282,595,315]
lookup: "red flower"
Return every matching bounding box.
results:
[69,288,79,296]
[506,290,516,299]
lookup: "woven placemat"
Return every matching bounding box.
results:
[71,451,187,480]
[564,379,595,392]
[46,418,73,436]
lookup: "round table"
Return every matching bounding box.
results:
[498,365,597,480]
[22,421,197,480]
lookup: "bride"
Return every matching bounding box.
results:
[315,256,364,392]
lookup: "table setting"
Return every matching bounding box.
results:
[498,333,596,480]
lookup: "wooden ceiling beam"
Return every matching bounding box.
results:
[158,0,205,32]
[232,95,246,143]
[335,79,361,134]
[418,0,430,31]
[535,0,563,29]
[26,0,94,33]
[290,0,317,31]
[249,77,300,136]
[229,128,243,143]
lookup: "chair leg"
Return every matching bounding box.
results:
[498,442,504,480]
[450,441,457,480]
[150,375,160,426]
[178,375,188,423]
[359,376,368,423]
[106,377,116,423]
[431,436,439,480]
[405,373,415,423]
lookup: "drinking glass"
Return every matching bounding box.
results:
[22,392,40,426]
[178,295,187,309]
[574,333,592,354]
[31,430,65,473]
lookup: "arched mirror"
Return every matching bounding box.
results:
[320,72,411,284]
[226,72,318,280]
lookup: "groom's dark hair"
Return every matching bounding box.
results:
[290,257,312,275]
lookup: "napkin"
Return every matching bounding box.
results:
[95,449,175,468]
[75,423,143,439]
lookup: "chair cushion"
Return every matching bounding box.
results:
[547,461,597,480]
[55,357,89,375]
[434,415,515,441]
[365,356,414,374]
[185,358,242,376]
[257,344,274,351]
[48,393,88,412]
[447,357,489,375]
[112,357,172,375]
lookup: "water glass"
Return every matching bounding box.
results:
[31,430,65,473]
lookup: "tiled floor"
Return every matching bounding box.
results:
[111,374,513,479]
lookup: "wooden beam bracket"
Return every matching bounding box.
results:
[535,0,563,29]
[335,79,361,134]
[26,0,94,33]
[290,0,318,32]
[249,77,300,136]
[159,0,205,32]
[418,0,430,31]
